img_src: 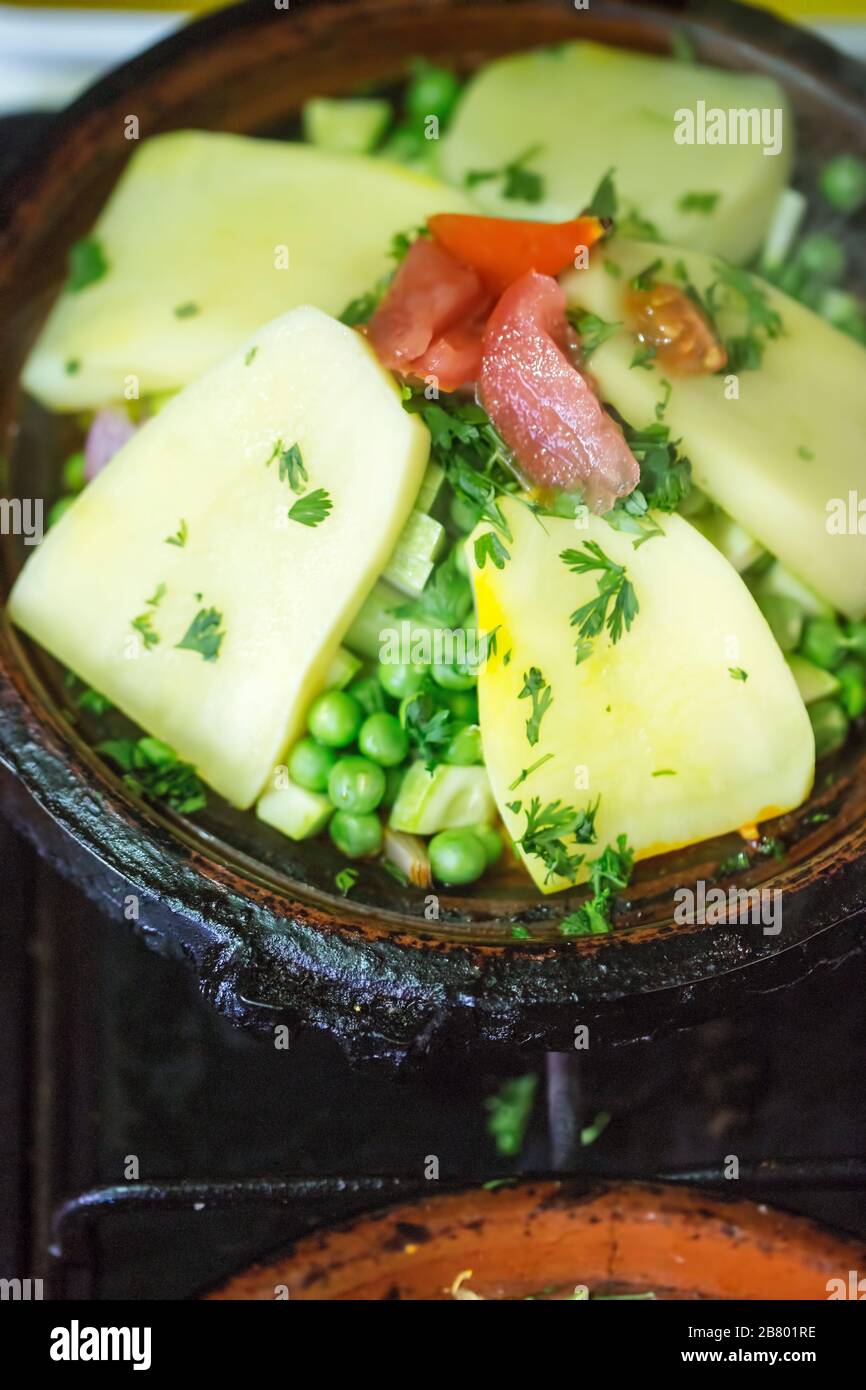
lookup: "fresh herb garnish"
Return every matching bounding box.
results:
[655,379,673,421]
[173,301,200,318]
[131,582,165,650]
[244,346,258,366]
[175,606,225,662]
[65,358,81,376]
[729,666,749,681]
[560,541,639,662]
[335,867,359,896]
[165,519,188,548]
[631,258,663,292]
[559,834,635,936]
[466,144,545,203]
[618,208,662,241]
[518,667,553,747]
[652,768,677,777]
[568,309,622,358]
[396,547,472,629]
[630,343,657,370]
[518,795,599,884]
[267,439,308,494]
[67,237,108,293]
[508,753,554,792]
[484,1074,538,1157]
[288,488,332,527]
[400,687,456,769]
[707,262,783,372]
[586,167,617,221]
[97,736,206,814]
[474,529,510,571]
[717,848,750,876]
[580,1110,611,1147]
[678,191,721,214]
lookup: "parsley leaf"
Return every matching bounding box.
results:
[466,144,545,203]
[288,488,332,527]
[67,237,108,293]
[474,529,510,571]
[678,191,721,214]
[508,753,554,792]
[518,795,599,884]
[631,258,663,291]
[396,547,472,628]
[559,834,635,936]
[518,667,553,747]
[568,309,622,358]
[560,541,639,660]
[175,606,225,662]
[267,439,308,494]
[335,867,359,896]
[707,263,783,372]
[585,167,617,221]
[97,736,206,815]
[165,519,188,548]
[729,666,749,682]
[400,687,456,769]
[131,582,165,650]
[173,301,200,318]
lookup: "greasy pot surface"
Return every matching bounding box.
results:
[0,0,865,1058]
[203,1180,866,1299]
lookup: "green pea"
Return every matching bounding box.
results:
[808,698,849,759]
[820,154,866,213]
[800,617,849,671]
[442,688,479,722]
[347,675,386,717]
[836,659,866,720]
[377,659,427,700]
[329,810,383,859]
[757,594,803,653]
[432,660,477,691]
[449,493,482,535]
[61,450,87,493]
[429,828,487,886]
[471,823,503,869]
[358,711,409,767]
[797,232,845,284]
[406,61,461,124]
[307,690,363,747]
[444,722,483,765]
[288,736,336,793]
[328,755,386,813]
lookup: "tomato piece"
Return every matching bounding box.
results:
[479,271,640,511]
[367,237,488,377]
[428,213,605,294]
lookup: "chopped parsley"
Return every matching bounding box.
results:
[630,343,657,370]
[652,768,677,777]
[335,867,359,896]
[631,258,663,292]
[267,439,308,494]
[165,519,188,548]
[175,606,225,662]
[474,529,510,571]
[465,144,545,203]
[97,736,206,814]
[559,834,635,936]
[717,848,750,876]
[484,1074,538,1157]
[288,488,332,527]
[586,167,617,221]
[518,667,553,747]
[67,236,108,293]
[568,309,622,358]
[508,752,554,792]
[678,191,721,214]
[518,795,599,884]
[400,687,455,769]
[560,541,639,662]
[64,358,81,376]
[173,301,200,318]
[397,548,472,628]
[655,379,673,421]
[798,445,815,461]
[131,582,165,650]
[705,262,784,371]
[244,346,258,366]
[729,666,749,681]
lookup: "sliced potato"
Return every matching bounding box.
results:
[468,498,814,894]
[562,238,866,619]
[10,307,429,807]
[24,130,470,411]
[439,41,791,262]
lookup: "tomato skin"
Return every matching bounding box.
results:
[428,213,605,294]
[479,270,640,511]
[367,237,489,388]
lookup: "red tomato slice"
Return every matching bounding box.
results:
[367,237,488,382]
[479,271,640,511]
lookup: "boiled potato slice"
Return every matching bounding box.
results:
[439,41,790,262]
[24,130,470,411]
[468,499,813,894]
[10,307,429,807]
[562,239,866,619]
